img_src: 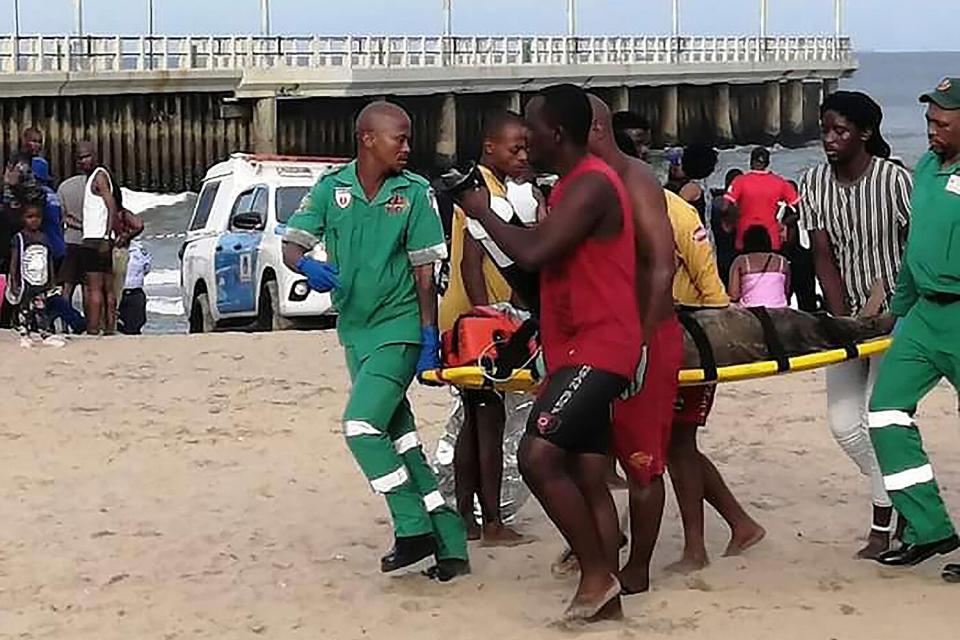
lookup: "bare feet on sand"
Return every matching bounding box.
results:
[564,574,622,621]
[480,523,536,548]
[551,548,580,578]
[665,554,710,575]
[723,522,767,557]
[855,531,891,560]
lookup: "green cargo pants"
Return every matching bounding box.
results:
[869,298,960,546]
[342,342,467,561]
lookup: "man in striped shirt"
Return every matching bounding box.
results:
[799,91,912,559]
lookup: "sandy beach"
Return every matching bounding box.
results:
[0,330,957,639]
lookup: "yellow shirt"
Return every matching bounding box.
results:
[665,190,730,308]
[439,166,514,331]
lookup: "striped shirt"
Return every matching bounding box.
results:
[798,157,912,315]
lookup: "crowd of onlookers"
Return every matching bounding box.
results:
[610,117,814,313]
[1,128,151,345]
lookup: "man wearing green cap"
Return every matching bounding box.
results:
[869,78,960,583]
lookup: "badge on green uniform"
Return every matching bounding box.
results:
[335,187,352,209]
[947,175,960,196]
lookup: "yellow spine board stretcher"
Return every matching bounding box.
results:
[423,337,893,392]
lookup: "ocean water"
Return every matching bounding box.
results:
[138,51,960,335]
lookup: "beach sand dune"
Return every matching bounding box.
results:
[0,332,956,639]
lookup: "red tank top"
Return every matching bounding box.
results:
[540,155,643,379]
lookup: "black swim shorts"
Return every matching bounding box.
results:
[79,243,113,275]
[525,365,628,455]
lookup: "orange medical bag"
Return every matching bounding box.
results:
[442,307,533,369]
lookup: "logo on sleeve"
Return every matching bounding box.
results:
[334,187,352,209]
[692,225,709,243]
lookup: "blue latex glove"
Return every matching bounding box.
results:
[297,256,340,293]
[416,325,443,385]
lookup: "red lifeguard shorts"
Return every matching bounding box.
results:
[612,317,683,486]
[673,384,717,427]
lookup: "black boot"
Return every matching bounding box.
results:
[943,564,960,583]
[380,534,437,573]
[422,558,471,582]
[875,535,960,566]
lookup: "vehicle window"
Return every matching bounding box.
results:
[189,180,221,231]
[251,187,269,220]
[275,186,310,224]
[231,189,257,218]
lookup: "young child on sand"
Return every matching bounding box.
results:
[6,199,64,347]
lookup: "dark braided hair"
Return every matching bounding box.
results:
[820,91,892,159]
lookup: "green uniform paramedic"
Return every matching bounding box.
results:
[282,101,469,581]
[869,79,960,582]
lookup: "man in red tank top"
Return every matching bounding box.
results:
[457,84,642,622]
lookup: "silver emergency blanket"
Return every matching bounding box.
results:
[431,391,533,524]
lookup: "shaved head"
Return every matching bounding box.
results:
[76,140,98,174]
[354,101,412,174]
[588,94,613,133]
[587,94,622,157]
[356,101,410,138]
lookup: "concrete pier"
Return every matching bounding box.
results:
[715,84,735,147]
[0,34,856,190]
[252,97,278,155]
[763,81,782,144]
[611,87,630,114]
[660,85,680,146]
[506,91,522,114]
[782,80,805,146]
[436,93,458,169]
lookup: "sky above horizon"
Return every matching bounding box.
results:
[0,1,950,53]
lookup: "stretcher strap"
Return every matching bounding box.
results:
[814,312,860,360]
[489,318,539,380]
[746,307,790,373]
[677,309,718,382]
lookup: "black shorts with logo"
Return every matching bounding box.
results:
[525,365,629,455]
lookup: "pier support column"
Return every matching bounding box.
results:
[506,91,522,114]
[763,81,781,144]
[252,96,278,154]
[783,80,804,147]
[824,78,839,98]
[714,83,734,147]
[611,87,630,113]
[436,93,458,169]
[660,85,679,146]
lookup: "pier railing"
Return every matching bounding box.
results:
[0,35,853,73]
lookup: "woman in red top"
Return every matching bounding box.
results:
[457,84,642,622]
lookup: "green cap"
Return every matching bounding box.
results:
[920,78,960,110]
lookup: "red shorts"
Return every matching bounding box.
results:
[612,317,683,486]
[673,384,717,427]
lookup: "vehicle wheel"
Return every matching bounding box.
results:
[189,292,215,333]
[257,280,293,332]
